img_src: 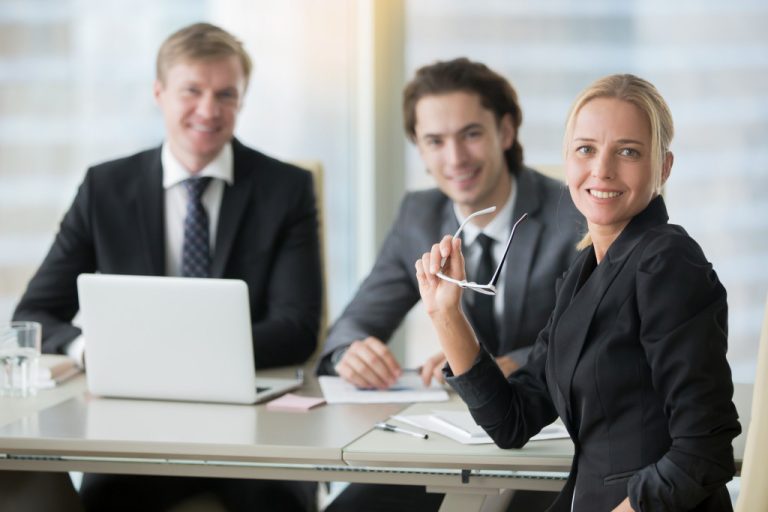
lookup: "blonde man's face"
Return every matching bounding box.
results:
[154,56,246,172]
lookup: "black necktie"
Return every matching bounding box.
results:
[467,233,499,354]
[181,177,212,278]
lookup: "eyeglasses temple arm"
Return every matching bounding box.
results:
[439,206,496,269]
[489,213,528,286]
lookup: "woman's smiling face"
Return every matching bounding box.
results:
[566,97,670,239]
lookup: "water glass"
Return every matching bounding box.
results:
[0,321,42,398]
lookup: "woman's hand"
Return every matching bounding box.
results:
[415,235,465,316]
[416,235,481,376]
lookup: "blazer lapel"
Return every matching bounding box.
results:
[135,147,165,275]
[501,169,542,350]
[553,247,615,421]
[438,197,460,239]
[211,142,253,278]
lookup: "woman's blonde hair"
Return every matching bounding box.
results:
[563,74,674,249]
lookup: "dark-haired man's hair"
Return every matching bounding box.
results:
[403,57,524,173]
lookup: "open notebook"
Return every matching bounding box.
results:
[77,274,301,404]
[394,410,570,445]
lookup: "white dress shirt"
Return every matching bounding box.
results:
[162,142,233,277]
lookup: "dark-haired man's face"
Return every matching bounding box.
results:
[414,91,514,220]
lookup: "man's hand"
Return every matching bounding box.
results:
[419,351,448,387]
[494,355,519,377]
[334,336,401,389]
[610,497,635,512]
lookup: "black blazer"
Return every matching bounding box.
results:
[13,139,322,368]
[449,196,740,511]
[318,167,582,372]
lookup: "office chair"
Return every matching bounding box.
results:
[290,160,329,364]
[535,164,565,182]
[734,293,768,511]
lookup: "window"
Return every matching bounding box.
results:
[402,1,768,381]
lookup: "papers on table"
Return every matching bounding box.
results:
[318,375,449,404]
[35,354,82,389]
[394,413,491,444]
[394,410,570,445]
[430,410,488,438]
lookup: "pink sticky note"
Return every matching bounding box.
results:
[266,393,326,412]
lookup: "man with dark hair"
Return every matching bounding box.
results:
[317,57,580,511]
[13,22,321,512]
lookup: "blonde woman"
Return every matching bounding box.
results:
[416,74,740,511]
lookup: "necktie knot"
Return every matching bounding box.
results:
[473,233,496,283]
[183,177,212,201]
[476,233,495,254]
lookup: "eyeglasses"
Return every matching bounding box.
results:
[436,208,529,296]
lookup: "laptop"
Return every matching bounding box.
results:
[77,273,302,404]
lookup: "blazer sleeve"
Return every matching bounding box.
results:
[317,195,423,374]
[447,308,559,448]
[251,170,323,368]
[13,172,96,354]
[628,233,741,511]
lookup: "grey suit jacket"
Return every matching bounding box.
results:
[318,167,582,373]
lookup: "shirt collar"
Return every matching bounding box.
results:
[453,174,517,246]
[161,142,234,189]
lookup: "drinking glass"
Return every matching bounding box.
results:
[0,321,42,397]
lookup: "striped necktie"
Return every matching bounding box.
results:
[181,177,213,278]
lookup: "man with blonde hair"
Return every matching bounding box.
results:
[14,22,321,511]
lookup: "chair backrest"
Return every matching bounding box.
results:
[735,293,768,511]
[289,160,329,358]
[534,164,565,182]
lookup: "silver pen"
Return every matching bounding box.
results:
[375,422,429,440]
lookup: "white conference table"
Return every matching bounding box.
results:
[0,364,751,512]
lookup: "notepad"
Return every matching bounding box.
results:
[393,413,491,444]
[265,393,326,412]
[394,410,570,445]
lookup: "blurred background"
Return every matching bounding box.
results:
[1,0,766,382]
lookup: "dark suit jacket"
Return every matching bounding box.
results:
[13,139,322,368]
[449,196,741,511]
[318,167,582,373]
